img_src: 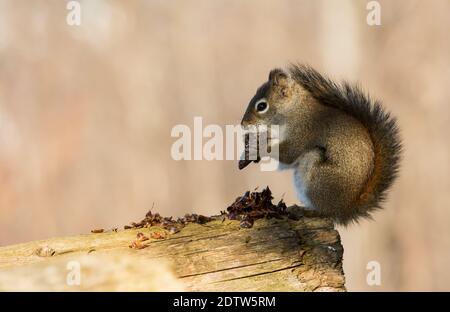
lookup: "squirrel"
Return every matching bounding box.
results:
[239,64,402,225]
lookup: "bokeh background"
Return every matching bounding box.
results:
[1,0,449,291]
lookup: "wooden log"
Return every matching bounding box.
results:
[0,207,346,291]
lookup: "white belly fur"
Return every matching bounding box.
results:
[291,149,323,210]
[293,168,314,209]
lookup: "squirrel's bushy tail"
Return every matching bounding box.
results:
[289,64,402,225]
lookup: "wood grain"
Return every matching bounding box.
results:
[0,208,346,291]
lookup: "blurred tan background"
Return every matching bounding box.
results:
[0,0,449,291]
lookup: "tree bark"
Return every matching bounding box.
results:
[0,207,345,291]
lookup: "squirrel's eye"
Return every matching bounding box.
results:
[255,99,269,113]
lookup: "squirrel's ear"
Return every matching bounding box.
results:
[269,69,289,96]
[269,68,289,87]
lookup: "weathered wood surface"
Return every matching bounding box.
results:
[0,208,346,291]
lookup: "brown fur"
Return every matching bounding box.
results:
[240,64,402,225]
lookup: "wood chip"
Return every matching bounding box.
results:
[34,246,56,257]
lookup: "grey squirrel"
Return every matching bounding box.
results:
[239,64,402,225]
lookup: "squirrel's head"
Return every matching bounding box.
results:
[241,68,295,130]
[240,66,324,165]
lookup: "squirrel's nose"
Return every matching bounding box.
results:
[241,116,252,127]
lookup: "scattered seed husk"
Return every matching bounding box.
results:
[91,229,104,234]
[222,186,287,229]
[123,209,212,235]
[129,240,146,249]
[129,232,150,249]
[136,232,149,242]
[239,215,254,228]
[150,231,167,240]
[108,187,287,244]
